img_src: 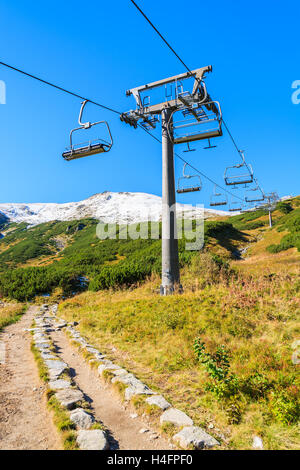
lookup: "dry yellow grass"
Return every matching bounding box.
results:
[0,302,26,331]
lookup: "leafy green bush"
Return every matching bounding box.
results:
[230,209,267,230]
[270,390,300,425]
[277,201,293,214]
[267,208,300,253]
[241,372,274,400]
[194,337,240,399]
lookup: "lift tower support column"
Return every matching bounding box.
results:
[121,65,220,295]
[161,108,180,295]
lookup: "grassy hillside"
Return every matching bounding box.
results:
[0,215,247,301]
[58,257,299,449]
[0,197,299,301]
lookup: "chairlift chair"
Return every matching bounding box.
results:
[229,199,243,212]
[210,185,228,207]
[62,100,113,161]
[244,183,265,203]
[177,163,202,194]
[170,100,223,145]
[224,152,254,187]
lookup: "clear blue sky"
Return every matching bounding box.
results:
[0,0,299,207]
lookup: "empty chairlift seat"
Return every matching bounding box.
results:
[244,185,265,203]
[171,100,223,145]
[224,153,254,187]
[229,200,243,212]
[177,163,202,194]
[62,100,113,161]
[210,185,228,207]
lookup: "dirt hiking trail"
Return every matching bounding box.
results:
[0,306,61,450]
[0,306,173,450]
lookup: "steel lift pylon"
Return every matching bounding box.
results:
[121,66,222,295]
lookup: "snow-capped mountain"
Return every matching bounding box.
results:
[0,192,229,226]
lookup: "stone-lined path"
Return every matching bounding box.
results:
[50,328,173,450]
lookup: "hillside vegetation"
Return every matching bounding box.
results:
[0,215,246,301]
[0,196,299,449]
[0,197,299,301]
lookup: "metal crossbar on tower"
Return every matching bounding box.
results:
[121,66,222,295]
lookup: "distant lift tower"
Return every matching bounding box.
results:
[121,66,222,295]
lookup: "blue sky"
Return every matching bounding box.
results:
[0,0,299,207]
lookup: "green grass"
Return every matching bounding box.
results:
[30,341,50,382]
[267,207,300,254]
[46,392,78,450]
[58,261,300,450]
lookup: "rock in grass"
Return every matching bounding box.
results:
[94,353,107,361]
[55,388,84,409]
[125,385,154,401]
[173,426,220,449]
[49,379,72,390]
[98,363,121,375]
[70,408,95,430]
[55,322,67,330]
[86,347,101,355]
[252,436,264,450]
[111,373,143,388]
[76,430,109,450]
[160,408,193,427]
[110,368,128,376]
[146,395,171,410]
[71,332,81,338]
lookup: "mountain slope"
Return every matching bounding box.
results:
[0,192,229,226]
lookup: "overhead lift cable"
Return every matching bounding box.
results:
[0,61,121,115]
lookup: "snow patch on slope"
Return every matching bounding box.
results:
[0,192,230,226]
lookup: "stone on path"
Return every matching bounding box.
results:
[40,351,57,360]
[98,363,121,375]
[125,385,154,401]
[45,359,68,369]
[70,408,95,430]
[76,430,109,450]
[111,368,128,376]
[86,347,100,355]
[35,342,51,350]
[46,360,68,380]
[146,395,171,410]
[160,408,193,427]
[55,322,67,329]
[49,379,72,390]
[139,428,149,434]
[55,388,84,409]
[173,426,220,449]
[111,373,144,388]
